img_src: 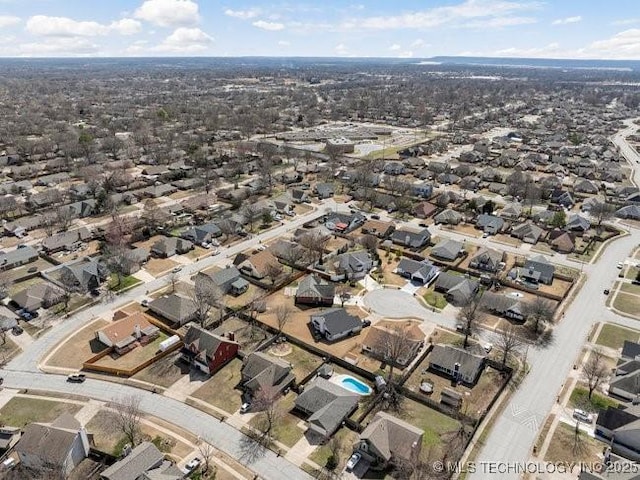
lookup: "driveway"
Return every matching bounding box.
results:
[363,289,429,320]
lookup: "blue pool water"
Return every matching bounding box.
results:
[339,376,372,395]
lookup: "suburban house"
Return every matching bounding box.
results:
[361,219,395,239]
[100,441,182,480]
[396,258,440,285]
[391,228,431,249]
[428,344,485,386]
[413,202,437,219]
[295,275,335,307]
[594,405,640,462]
[500,202,523,220]
[294,378,359,439]
[434,209,462,225]
[195,266,249,296]
[150,236,194,258]
[434,273,480,305]
[95,312,160,355]
[240,352,295,398]
[147,293,197,327]
[324,211,366,233]
[412,181,433,199]
[333,251,375,281]
[548,230,575,253]
[41,228,91,254]
[310,308,363,342]
[609,356,640,402]
[181,325,239,375]
[511,222,544,244]
[181,222,222,244]
[0,245,39,271]
[522,255,555,285]
[11,282,64,312]
[0,426,20,453]
[58,258,108,292]
[476,214,505,235]
[361,323,425,367]
[315,183,335,199]
[480,292,525,322]
[566,214,591,233]
[468,248,506,273]
[430,239,464,262]
[355,412,424,470]
[236,250,280,280]
[14,413,91,478]
[616,205,640,220]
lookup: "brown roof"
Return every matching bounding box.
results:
[360,411,424,463]
[97,312,154,345]
[241,250,279,277]
[361,219,394,234]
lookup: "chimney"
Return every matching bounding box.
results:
[228,331,235,341]
[134,324,141,339]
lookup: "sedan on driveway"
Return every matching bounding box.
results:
[346,452,361,472]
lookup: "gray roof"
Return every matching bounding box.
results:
[434,209,462,224]
[241,352,294,394]
[511,222,544,242]
[476,214,504,231]
[391,228,431,248]
[310,308,362,337]
[397,258,439,282]
[431,239,463,261]
[0,245,38,269]
[296,275,335,300]
[335,251,373,274]
[429,344,485,381]
[101,441,164,480]
[294,378,359,437]
[524,255,555,280]
[12,282,64,311]
[183,325,238,363]
[15,421,81,468]
[469,248,504,270]
[148,293,196,325]
[198,266,243,291]
[360,411,424,463]
[41,228,91,252]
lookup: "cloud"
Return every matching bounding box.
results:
[411,39,426,48]
[224,8,261,20]
[552,15,581,25]
[389,44,401,51]
[0,15,20,28]
[154,27,213,53]
[252,20,284,31]
[585,29,640,58]
[342,0,541,31]
[12,38,100,56]
[335,43,348,55]
[611,18,640,26]
[278,40,290,46]
[134,0,199,27]
[26,15,141,37]
[494,42,561,57]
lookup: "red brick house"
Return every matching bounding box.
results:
[181,325,239,375]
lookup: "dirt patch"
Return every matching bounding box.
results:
[537,277,573,298]
[144,258,179,277]
[46,319,110,369]
[491,234,521,247]
[133,351,189,387]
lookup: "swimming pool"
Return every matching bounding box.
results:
[333,374,372,396]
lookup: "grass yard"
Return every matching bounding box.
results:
[46,319,109,369]
[309,426,360,471]
[544,422,602,464]
[144,258,179,277]
[249,393,304,448]
[595,323,640,350]
[613,292,640,317]
[133,351,188,388]
[191,358,243,414]
[267,343,322,381]
[0,337,20,363]
[226,284,265,309]
[7,276,44,297]
[0,397,81,427]
[107,274,142,292]
[423,289,448,309]
[569,385,619,412]
[619,282,640,295]
[93,332,169,371]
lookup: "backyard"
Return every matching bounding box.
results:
[191,358,243,414]
[133,351,188,388]
[265,343,323,381]
[92,332,169,371]
[248,392,305,448]
[0,397,82,427]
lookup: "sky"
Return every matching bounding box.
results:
[0,0,639,59]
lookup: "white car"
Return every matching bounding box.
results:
[172,266,183,273]
[483,343,493,353]
[185,458,201,471]
[346,452,361,472]
[573,409,593,423]
[617,262,624,269]
[240,402,251,413]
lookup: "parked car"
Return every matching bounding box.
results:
[67,373,86,383]
[455,323,464,332]
[362,319,372,328]
[603,289,610,295]
[16,309,34,321]
[346,452,362,472]
[483,343,493,353]
[141,299,149,307]
[240,402,251,414]
[371,214,380,220]
[11,326,23,336]
[171,266,183,273]
[185,458,201,471]
[573,409,593,423]
[617,262,624,269]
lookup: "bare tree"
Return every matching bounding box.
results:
[299,231,330,265]
[359,234,379,255]
[59,268,79,312]
[167,270,179,293]
[265,261,284,285]
[112,395,143,447]
[197,438,217,477]
[523,297,555,334]
[275,304,292,337]
[252,385,281,445]
[373,324,416,396]
[583,347,609,399]
[495,324,523,367]
[590,202,615,234]
[140,199,163,235]
[336,284,351,307]
[456,294,484,349]
[241,203,262,233]
[190,281,222,328]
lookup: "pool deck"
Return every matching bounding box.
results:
[329,374,373,396]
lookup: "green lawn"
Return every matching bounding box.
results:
[108,274,142,292]
[620,283,640,295]
[0,397,82,427]
[278,344,323,381]
[569,386,619,412]
[613,292,640,317]
[398,398,461,457]
[423,290,448,309]
[595,323,640,350]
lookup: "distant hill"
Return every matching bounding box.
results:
[427,56,640,72]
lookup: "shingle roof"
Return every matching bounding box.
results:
[310,308,362,337]
[431,239,463,260]
[360,411,424,463]
[148,293,196,325]
[101,441,164,480]
[15,422,80,468]
[241,352,294,394]
[296,275,335,300]
[183,325,238,363]
[429,344,485,381]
